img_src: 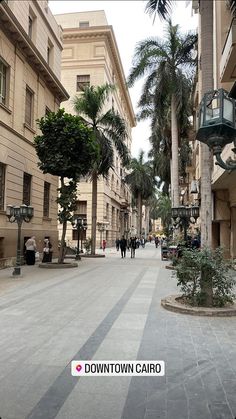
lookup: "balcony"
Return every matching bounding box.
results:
[220,19,236,82]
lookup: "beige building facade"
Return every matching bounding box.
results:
[190,1,236,257]
[0,0,68,266]
[55,11,136,248]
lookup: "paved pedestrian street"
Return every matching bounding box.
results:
[0,244,236,419]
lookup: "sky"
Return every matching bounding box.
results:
[49,0,198,158]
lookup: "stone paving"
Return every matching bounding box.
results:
[0,244,236,419]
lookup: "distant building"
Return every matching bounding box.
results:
[0,0,68,266]
[55,10,136,247]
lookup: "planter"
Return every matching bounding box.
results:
[161,294,236,316]
[38,262,78,269]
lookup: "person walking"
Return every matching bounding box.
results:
[115,238,120,251]
[120,235,127,258]
[42,238,53,263]
[102,239,106,252]
[155,236,159,248]
[25,236,37,265]
[130,236,137,258]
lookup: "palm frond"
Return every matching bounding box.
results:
[145,0,173,21]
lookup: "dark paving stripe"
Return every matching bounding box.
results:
[26,268,147,419]
[0,265,99,312]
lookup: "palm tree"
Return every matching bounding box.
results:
[73,83,129,255]
[145,0,173,21]
[127,21,196,207]
[125,150,156,236]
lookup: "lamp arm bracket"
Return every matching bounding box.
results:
[215,152,236,171]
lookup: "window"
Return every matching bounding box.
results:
[47,39,54,67]
[0,163,6,211]
[0,60,7,105]
[43,182,50,217]
[28,8,36,41]
[28,16,33,38]
[25,86,34,126]
[76,75,90,92]
[76,201,87,214]
[79,21,89,28]
[23,172,31,206]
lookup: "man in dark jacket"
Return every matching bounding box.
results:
[120,235,127,258]
[130,237,137,258]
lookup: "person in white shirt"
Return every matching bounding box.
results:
[25,236,37,265]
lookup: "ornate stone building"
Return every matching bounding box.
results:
[190,0,236,257]
[0,0,68,266]
[55,11,135,248]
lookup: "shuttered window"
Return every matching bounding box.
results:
[25,87,34,126]
[0,163,6,210]
[0,60,7,105]
[76,75,90,91]
[23,173,31,206]
[43,181,50,217]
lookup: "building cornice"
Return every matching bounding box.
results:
[62,26,136,127]
[0,2,69,102]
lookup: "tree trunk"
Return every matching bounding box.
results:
[200,0,213,249]
[58,220,67,264]
[91,170,98,255]
[171,95,179,207]
[137,192,142,237]
[199,0,214,305]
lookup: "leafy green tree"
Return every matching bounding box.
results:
[127,20,196,207]
[126,150,156,236]
[34,108,97,263]
[73,83,129,255]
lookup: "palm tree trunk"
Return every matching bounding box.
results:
[171,94,179,207]
[91,170,98,255]
[200,0,213,248]
[137,192,142,237]
[199,0,213,306]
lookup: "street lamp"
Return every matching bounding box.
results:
[171,205,199,242]
[6,204,34,276]
[73,216,87,260]
[197,88,236,170]
[97,222,109,248]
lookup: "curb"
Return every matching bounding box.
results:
[38,262,78,268]
[80,254,105,258]
[161,294,236,316]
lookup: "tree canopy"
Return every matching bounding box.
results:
[34,108,97,180]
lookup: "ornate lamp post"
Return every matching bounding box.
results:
[97,222,105,249]
[171,205,199,242]
[6,204,34,276]
[73,216,87,260]
[197,88,236,170]
[97,222,109,248]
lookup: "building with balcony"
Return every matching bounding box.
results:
[192,0,236,257]
[55,10,135,247]
[0,0,68,266]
